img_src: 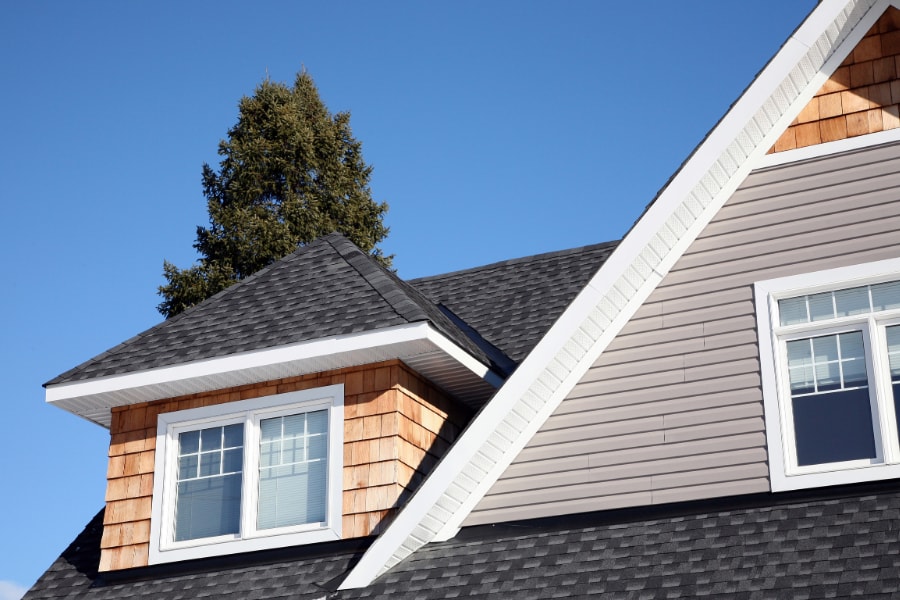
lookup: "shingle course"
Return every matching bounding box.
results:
[26,483,900,599]
[47,234,516,386]
[48,236,615,387]
[409,241,617,363]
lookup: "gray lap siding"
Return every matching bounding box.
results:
[466,140,900,525]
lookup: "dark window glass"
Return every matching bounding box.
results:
[793,387,876,466]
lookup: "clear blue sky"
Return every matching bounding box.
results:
[1,2,816,596]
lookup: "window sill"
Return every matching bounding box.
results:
[149,525,342,565]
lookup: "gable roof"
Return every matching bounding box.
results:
[339,0,898,588]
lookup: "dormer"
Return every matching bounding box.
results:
[44,233,510,570]
[44,233,613,571]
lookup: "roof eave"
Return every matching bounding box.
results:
[45,322,504,428]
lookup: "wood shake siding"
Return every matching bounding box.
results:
[100,360,469,571]
[466,140,900,526]
[770,7,900,153]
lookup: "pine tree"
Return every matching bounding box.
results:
[158,71,390,318]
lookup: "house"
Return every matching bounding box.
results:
[25,0,900,597]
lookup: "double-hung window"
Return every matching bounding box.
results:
[149,385,343,564]
[756,259,900,491]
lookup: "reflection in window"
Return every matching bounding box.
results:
[786,332,875,466]
[175,424,244,541]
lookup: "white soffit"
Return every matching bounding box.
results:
[338,0,885,589]
[45,322,502,428]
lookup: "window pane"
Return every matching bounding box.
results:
[792,388,876,466]
[179,430,200,454]
[886,326,900,449]
[887,326,900,379]
[307,411,328,435]
[175,425,245,542]
[808,292,834,321]
[223,424,243,448]
[786,329,876,467]
[834,286,870,316]
[779,297,808,326]
[309,433,327,461]
[260,440,280,468]
[786,339,814,394]
[175,474,242,541]
[201,427,222,451]
[814,361,841,391]
[260,418,281,442]
[839,331,867,386]
[199,451,221,477]
[257,411,328,530]
[842,357,868,387]
[178,454,198,479]
[811,335,838,362]
[872,281,900,312]
[223,448,243,474]
[283,414,306,438]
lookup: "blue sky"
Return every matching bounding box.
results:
[1,2,816,595]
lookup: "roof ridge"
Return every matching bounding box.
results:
[409,240,619,284]
[323,234,431,324]
[322,235,507,371]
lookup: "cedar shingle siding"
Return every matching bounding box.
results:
[771,7,900,153]
[100,360,469,571]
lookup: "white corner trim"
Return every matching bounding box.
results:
[46,322,499,408]
[757,128,900,169]
[339,0,887,589]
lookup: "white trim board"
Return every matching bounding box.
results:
[757,128,900,169]
[339,0,890,589]
[46,322,502,427]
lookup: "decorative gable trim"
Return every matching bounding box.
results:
[339,0,891,589]
[758,125,900,167]
[46,322,502,427]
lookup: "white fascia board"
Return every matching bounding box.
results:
[46,322,498,416]
[423,327,503,387]
[339,0,885,589]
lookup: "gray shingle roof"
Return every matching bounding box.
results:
[47,233,505,386]
[48,236,617,386]
[410,241,617,363]
[25,482,900,599]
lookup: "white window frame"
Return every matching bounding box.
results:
[756,258,900,492]
[149,385,344,565]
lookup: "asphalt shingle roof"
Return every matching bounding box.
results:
[409,240,617,363]
[47,236,617,386]
[25,482,900,599]
[47,233,507,385]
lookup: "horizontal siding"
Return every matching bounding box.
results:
[466,140,900,526]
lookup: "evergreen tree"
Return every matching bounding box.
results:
[158,71,390,318]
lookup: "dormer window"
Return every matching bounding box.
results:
[149,385,344,564]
